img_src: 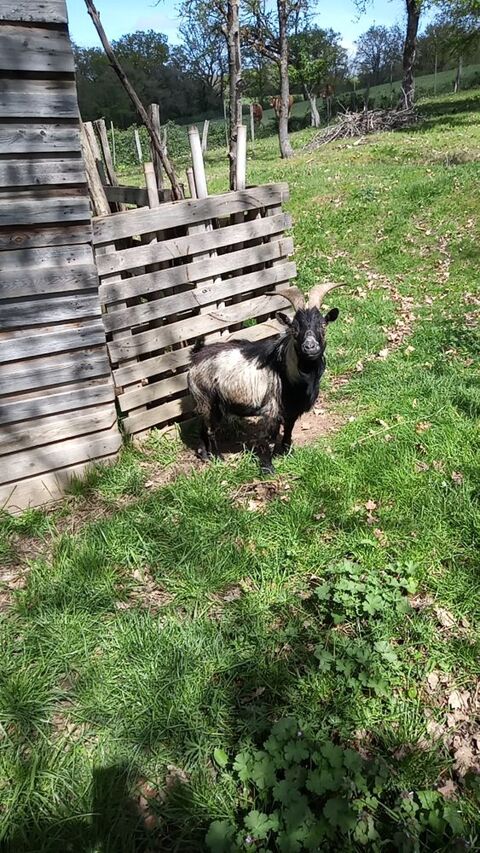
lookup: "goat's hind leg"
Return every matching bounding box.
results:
[255,417,280,475]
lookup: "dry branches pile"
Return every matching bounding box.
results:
[305,108,419,150]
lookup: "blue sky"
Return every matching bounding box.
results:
[66,0,408,53]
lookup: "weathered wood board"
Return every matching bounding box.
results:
[0,0,120,513]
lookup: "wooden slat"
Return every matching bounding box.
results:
[0,243,92,271]
[100,238,294,310]
[0,425,121,484]
[1,405,116,456]
[103,185,149,206]
[0,79,78,119]
[0,192,90,226]
[0,223,93,250]
[0,294,100,329]
[0,349,111,395]
[0,157,85,187]
[0,263,98,298]
[124,397,195,435]
[0,451,118,514]
[0,321,106,363]
[0,25,75,74]
[93,183,289,245]
[103,252,295,333]
[0,381,115,425]
[0,1,68,24]
[0,123,81,155]
[120,372,189,413]
[96,212,291,277]
[108,288,294,363]
[112,316,286,388]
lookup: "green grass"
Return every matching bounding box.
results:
[1,89,480,851]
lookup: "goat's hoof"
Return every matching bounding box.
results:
[196,448,211,462]
[274,443,291,457]
[260,463,275,476]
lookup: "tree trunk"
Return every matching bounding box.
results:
[304,86,320,128]
[454,55,463,93]
[226,0,243,190]
[277,0,294,159]
[399,0,421,110]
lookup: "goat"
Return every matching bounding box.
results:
[252,103,263,125]
[270,95,294,119]
[187,282,344,473]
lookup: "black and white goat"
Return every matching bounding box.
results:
[187,282,344,472]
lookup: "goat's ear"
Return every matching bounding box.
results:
[325,307,339,324]
[276,311,293,327]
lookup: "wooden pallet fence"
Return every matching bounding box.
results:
[0,0,121,513]
[94,183,296,437]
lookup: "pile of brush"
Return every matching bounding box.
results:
[305,108,419,150]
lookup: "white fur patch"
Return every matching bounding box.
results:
[190,347,281,418]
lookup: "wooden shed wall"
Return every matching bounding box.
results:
[0,0,121,512]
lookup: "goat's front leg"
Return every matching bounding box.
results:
[255,417,280,475]
[275,415,296,456]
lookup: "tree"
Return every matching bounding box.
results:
[243,0,310,158]
[176,14,227,107]
[289,27,347,127]
[354,25,403,88]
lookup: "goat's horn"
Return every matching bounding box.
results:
[307,281,347,310]
[265,286,305,311]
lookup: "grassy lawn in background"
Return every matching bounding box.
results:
[1,90,479,851]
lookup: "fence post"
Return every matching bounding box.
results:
[134,128,143,163]
[148,103,164,190]
[249,104,255,147]
[110,120,116,168]
[236,124,247,191]
[201,119,209,154]
[186,167,197,199]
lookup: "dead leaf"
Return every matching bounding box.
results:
[435,607,456,630]
[166,765,189,789]
[378,348,389,360]
[355,361,364,372]
[432,460,446,473]
[438,779,457,799]
[240,686,266,704]
[404,345,415,355]
[448,690,468,711]
[427,672,440,692]
[451,471,464,485]
[247,499,260,512]
[373,528,387,546]
[416,421,431,434]
[426,719,445,740]
[453,745,476,777]
[415,461,430,473]
[364,499,377,511]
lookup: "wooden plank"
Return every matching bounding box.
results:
[0,79,78,119]
[0,263,98,298]
[0,193,90,227]
[0,243,92,271]
[102,252,295,332]
[0,453,119,514]
[93,183,289,244]
[0,223,92,251]
[0,25,75,74]
[96,211,291,277]
[100,238,293,309]
[0,157,85,187]
[124,396,194,435]
[0,425,122,485]
[0,322,106,363]
[108,288,294,363]
[0,1,68,24]
[0,349,111,395]
[120,372,189,413]
[103,185,149,206]
[0,381,115,425]
[0,123,81,155]
[113,316,285,388]
[0,405,116,456]
[0,294,101,330]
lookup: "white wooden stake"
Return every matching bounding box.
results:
[235,123,247,191]
[134,128,143,163]
[188,125,208,198]
[201,119,209,153]
[186,167,197,199]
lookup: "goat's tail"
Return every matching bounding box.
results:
[192,337,206,354]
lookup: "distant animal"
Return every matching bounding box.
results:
[187,282,344,473]
[270,95,294,119]
[320,83,335,100]
[251,103,263,125]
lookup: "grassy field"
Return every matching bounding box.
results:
[1,89,480,851]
